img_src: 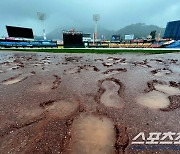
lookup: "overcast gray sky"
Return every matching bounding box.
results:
[0,0,179,36]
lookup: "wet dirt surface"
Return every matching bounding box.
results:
[0,50,180,154]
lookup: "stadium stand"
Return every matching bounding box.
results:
[166,40,180,48]
[0,39,57,48]
[109,43,152,48]
[150,42,164,48]
[164,20,180,40]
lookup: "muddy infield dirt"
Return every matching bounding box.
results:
[0,50,180,154]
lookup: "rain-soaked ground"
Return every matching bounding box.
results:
[0,50,180,154]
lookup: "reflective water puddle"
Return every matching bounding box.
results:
[154,84,180,95]
[70,114,116,154]
[137,91,170,109]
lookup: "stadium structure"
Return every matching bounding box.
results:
[6,26,34,39]
[0,26,57,48]
[63,30,84,48]
[0,20,180,49]
[164,20,180,41]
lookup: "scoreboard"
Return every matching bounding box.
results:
[6,26,34,39]
[63,30,84,48]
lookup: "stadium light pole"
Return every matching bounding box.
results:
[157,28,162,41]
[93,14,100,44]
[37,12,47,40]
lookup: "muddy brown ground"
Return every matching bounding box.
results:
[0,50,180,154]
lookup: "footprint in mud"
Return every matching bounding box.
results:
[103,68,127,76]
[94,58,104,62]
[2,73,34,85]
[64,65,99,75]
[40,100,79,118]
[69,114,116,154]
[52,75,61,90]
[137,91,170,109]
[30,82,52,93]
[5,64,21,71]
[154,83,180,111]
[65,56,83,63]
[150,59,166,64]
[14,107,45,124]
[131,60,151,68]
[1,99,78,140]
[154,84,180,95]
[33,62,44,67]
[107,57,126,64]
[151,68,172,77]
[102,57,125,67]
[96,78,125,108]
[137,81,180,111]
[41,60,51,65]
[64,66,81,75]
[168,59,178,64]
[102,62,114,67]
[29,75,61,93]
[2,76,26,85]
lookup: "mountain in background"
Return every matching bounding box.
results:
[116,23,165,39]
[36,23,165,40]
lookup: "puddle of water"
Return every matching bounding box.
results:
[137,91,170,109]
[100,80,124,108]
[46,100,78,118]
[70,114,116,154]
[107,58,114,61]
[103,62,114,67]
[154,84,180,95]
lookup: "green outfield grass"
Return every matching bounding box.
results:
[0,48,180,54]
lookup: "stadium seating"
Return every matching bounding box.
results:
[150,42,164,48]
[109,43,152,48]
[166,40,180,48]
[0,40,58,48]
